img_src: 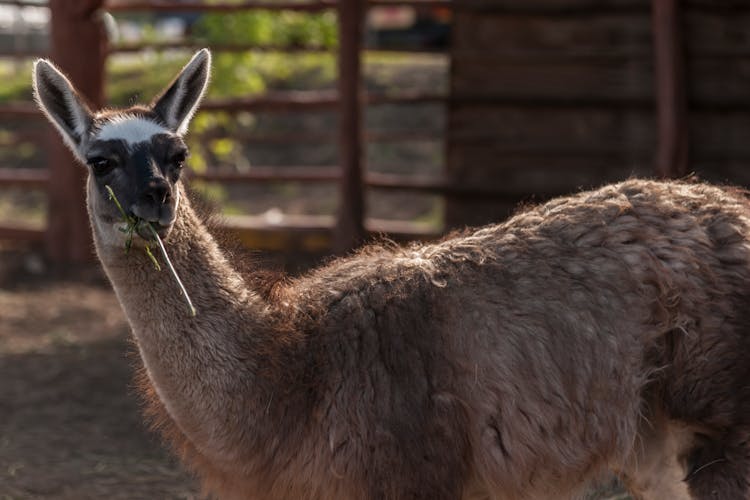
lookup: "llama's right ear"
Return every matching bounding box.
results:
[32,60,93,156]
[151,49,211,135]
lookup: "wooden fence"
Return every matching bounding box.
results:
[0,0,687,264]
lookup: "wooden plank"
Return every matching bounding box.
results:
[0,168,49,187]
[0,225,45,242]
[105,0,452,12]
[446,153,652,193]
[196,130,440,144]
[199,91,445,114]
[191,167,540,199]
[452,59,750,104]
[196,130,337,144]
[690,111,750,160]
[683,9,750,55]
[652,0,688,178]
[0,130,48,143]
[685,0,750,11]
[111,42,445,56]
[445,198,524,230]
[189,166,339,183]
[106,1,336,12]
[444,158,648,228]
[370,0,451,7]
[201,92,338,112]
[450,95,653,109]
[450,48,650,61]
[449,105,655,154]
[687,58,750,106]
[451,55,655,102]
[453,0,649,14]
[0,48,48,58]
[446,3,656,229]
[450,8,750,110]
[366,172,533,200]
[222,213,334,252]
[110,42,332,55]
[692,160,750,187]
[449,10,656,106]
[367,91,446,105]
[334,0,365,252]
[0,104,43,117]
[452,11,651,53]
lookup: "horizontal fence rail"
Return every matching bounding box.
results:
[0,104,44,117]
[0,168,48,188]
[0,225,45,242]
[105,1,452,12]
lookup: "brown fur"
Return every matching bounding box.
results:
[98,179,750,500]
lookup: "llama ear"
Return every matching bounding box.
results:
[32,59,94,156]
[151,49,211,135]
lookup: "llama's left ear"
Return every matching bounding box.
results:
[151,49,211,135]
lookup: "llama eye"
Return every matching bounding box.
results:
[87,157,115,176]
[169,152,187,169]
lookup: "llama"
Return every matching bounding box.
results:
[32,50,750,500]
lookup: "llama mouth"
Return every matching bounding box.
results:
[134,220,172,240]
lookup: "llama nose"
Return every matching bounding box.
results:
[142,179,171,205]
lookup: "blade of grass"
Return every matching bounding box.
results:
[147,222,197,318]
[106,184,196,317]
[144,243,162,271]
[105,185,134,225]
[106,185,136,253]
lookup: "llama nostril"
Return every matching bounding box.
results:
[143,179,171,205]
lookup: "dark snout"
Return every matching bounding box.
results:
[132,176,177,239]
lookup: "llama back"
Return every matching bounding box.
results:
[288,179,750,499]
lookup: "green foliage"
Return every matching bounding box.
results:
[207,52,267,97]
[107,51,335,107]
[106,54,187,106]
[192,10,337,49]
[0,61,34,102]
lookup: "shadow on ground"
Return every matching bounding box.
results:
[0,334,199,499]
[0,256,199,500]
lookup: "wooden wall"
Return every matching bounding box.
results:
[446,0,750,228]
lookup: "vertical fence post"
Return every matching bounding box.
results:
[652,0,688,179]
[334,0,365,253]
[46,0,107,264]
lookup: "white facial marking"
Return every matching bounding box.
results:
[96,114,168,147]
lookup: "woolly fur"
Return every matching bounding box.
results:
[96,179,750,500]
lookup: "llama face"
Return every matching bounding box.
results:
[32,49,211,244]
[85,113,188,241]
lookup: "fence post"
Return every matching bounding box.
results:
[652,0,688,178]
[334,0,365,253]
[46,0,107,264]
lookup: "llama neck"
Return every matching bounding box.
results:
[91,187,286,465]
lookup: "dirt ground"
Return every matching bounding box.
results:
[0,249,199,499]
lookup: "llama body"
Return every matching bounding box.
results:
[33,51,750,499]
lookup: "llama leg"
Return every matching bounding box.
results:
[684,432,750,500]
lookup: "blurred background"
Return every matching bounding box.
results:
[0,0,745,498]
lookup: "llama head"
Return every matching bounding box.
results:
[32,49,211,244]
